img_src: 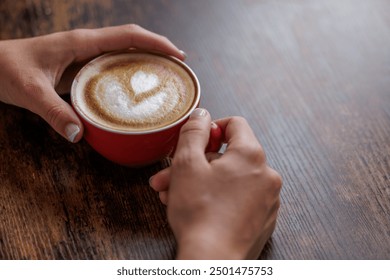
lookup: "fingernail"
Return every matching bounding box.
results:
[190,108,207,118]
[179,50,187,59]
[148,176,154,187]
[211,122,218,129]
[65,123,80,143]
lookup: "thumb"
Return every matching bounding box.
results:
[29,83,83,143]
[174,108,211,161]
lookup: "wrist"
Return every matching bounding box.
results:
[175,228,248,260]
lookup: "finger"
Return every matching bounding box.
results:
[174,108,211,164]
[149,167,171,192]
[205,152,223,162]
[214,116,261,151]
[159,191,169,205]
[26,79,83,143]
[213,116,266,164]
[149,152,220,193]
[205,122,223,153]
[64,24,185,63]
[151,144,221,195]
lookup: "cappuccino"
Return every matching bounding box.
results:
[72,51,198,132]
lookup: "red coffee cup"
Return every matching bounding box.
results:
[71,51,200,166]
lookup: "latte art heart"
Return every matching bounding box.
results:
[131,71,159,95]
[95,73,178,120]
[78,53,196,131]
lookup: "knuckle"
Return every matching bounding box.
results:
[172,152,191,166]
[157,34,169,43]
[21,80,41,98]
[268,168,283,192]
[180,121,205,137]
[172,149,198,170]
[63,29,92,59]
[127,23,143,32]
[275,198,281,211]
[45,104,67,127]
[65,29,87,45]
[229,116,266,162]
[250,144,266,162]
[235,142,266,163]
[230,115,248,126]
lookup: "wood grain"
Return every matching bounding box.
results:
[0,0,389,259]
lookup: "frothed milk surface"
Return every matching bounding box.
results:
[72,52,197,132]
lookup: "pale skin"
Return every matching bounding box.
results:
[150,109,282,259]
[0,24,185,142]
[0,25,282,259]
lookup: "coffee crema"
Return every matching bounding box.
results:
[72,52,197,132]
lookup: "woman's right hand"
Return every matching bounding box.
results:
[150,109,282,259]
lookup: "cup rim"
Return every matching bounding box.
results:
[71,50,201,135]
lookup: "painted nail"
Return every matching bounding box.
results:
[65,123,80,143]
[179,50,187,59]
[211,122,218,129]
[190,108,207,118]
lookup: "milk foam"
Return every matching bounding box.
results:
[72,52,196,131]
[131,71,159,95]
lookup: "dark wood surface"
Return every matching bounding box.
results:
[0,0,389,260]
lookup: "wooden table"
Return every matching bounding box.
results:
[0,0,389,260]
